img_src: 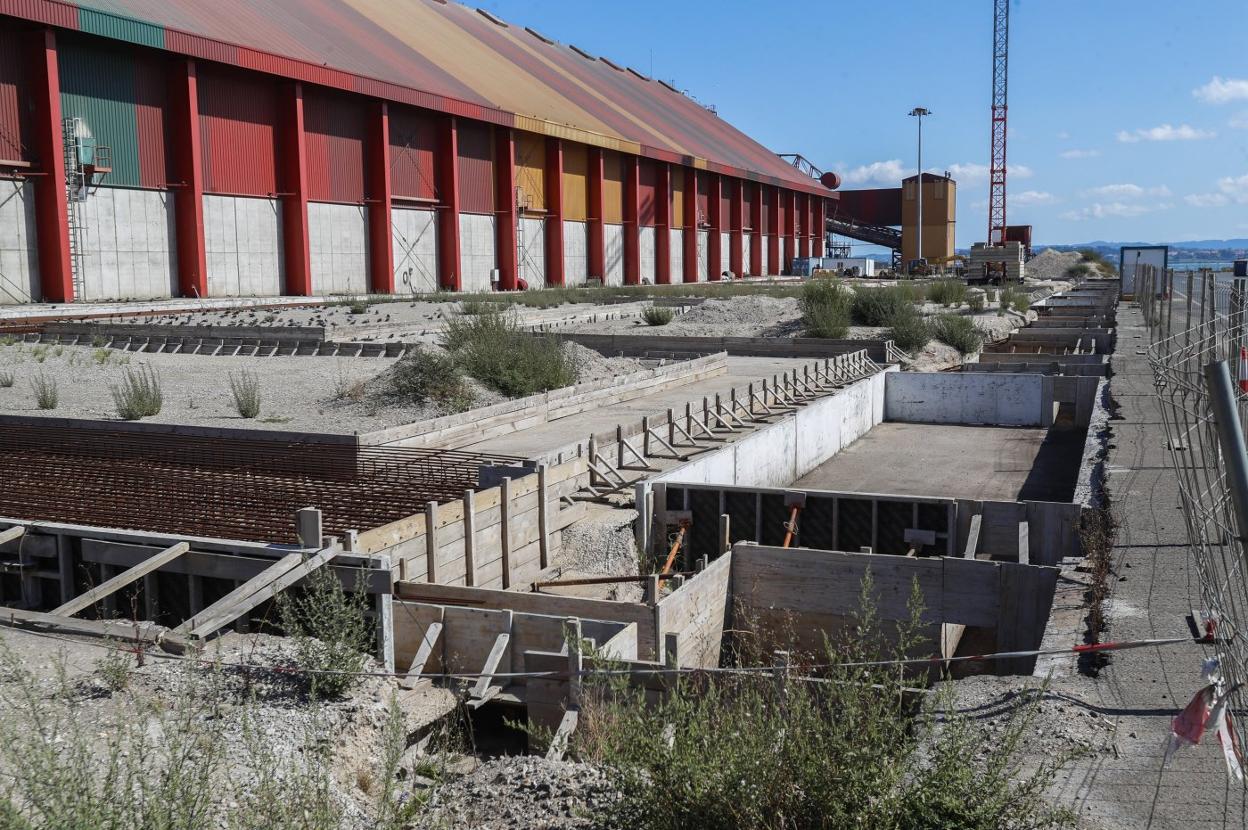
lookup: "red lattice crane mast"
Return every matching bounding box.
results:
[987,0,1009,246]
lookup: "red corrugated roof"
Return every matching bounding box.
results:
[4,0,833,195]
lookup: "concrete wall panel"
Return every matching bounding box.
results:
[884,372,1048,427]
[79,186,177,301]
[669,228,683,282]
[392,206,438,294]
[204,194,283,297]
[459,212,496,292]
[562,219,587,287]
[308,201,368,295]
[697,230,709,282]
[604,223,624,286]
[742,234,752,276]
[520,216,547,288]
[0,179,39,304]
[760,237,770,275]
[719,231,730,275]
[639,226,657,284]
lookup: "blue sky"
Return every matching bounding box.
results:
[481,0,1248,247]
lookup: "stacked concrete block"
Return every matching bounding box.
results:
[969,241,1025,281]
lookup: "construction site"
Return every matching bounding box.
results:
[0,1,1245,829]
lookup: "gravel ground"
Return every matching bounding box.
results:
[0,339,644,433]
[416,756,621,830]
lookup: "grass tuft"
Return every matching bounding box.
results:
[0,371,13,388]
[389,347,474,412]
[851,285,919,327]
[440,309,578,397]
[276,565,373,700]
[110,365,163,420]
[229,369,262,419]
[887,308,932,353]
[800,279,853,338]
[30,371,58,409]
[931,314,984,355]
[926,279,968,307]
[641,306,674,326]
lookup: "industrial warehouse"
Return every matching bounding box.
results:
[0,1,1244,829]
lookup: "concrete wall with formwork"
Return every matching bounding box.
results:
[0,179,41,304]
[884,372,1054,427]
[519,216,547,288]
[1005,328,1116,354]
[646,368,889,489]
[553,332,903,364]
[391,207,439,294]
[205,195,284,297]
[656,550,732,668]
[962,361,1109,378]
[604,224,625,285]
[355,457,590,590]
[670,228,683,280]
[562,220,587,286]
[308,202,369,295]
[79,187,178,301]
[696,230,709,281]
[639,226,657,283]
[460,213,497,292]
[729,543,1057,674]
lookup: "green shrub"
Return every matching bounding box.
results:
[347,300,369,315]
[276,564,373,701]
[1063,263,1094,279]
[30,371,57,410]
[1000,288,1031,314]
[440,310,578,397]
[110,365,162,420]
[572,577,1077,830]
[931,314,984,355]
[389,347,474,411]
[850,285,918,327]
[642,306,675,326]
[800,279,853,338]
[967,292,986,313]
[926,279,968,307]
[229,369,262,418]
[459,299,495,315]
[887,308,932,353]
[0,371,13,388]
[1077,248,1117,275]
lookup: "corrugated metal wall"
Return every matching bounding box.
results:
[389,105,438,202]
[59,36,170,189]
[602,150,623,224]
[562,141,588,221]
[0,28,31,163]
[696,172,709,225]
[304,87,367,203]
[457,119,494,214]
[761,185,772,234]
[638,157,656,226]
[719,177,732,227]
[671,166,684,227]
[741,182,754,230]
[515,130,545,212]
[199,65,279,197]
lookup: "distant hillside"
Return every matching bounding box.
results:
[1036,241,1247,262]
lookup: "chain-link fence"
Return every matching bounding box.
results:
[1140,264,1248,757]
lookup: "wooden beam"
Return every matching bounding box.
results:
[468,612,512,707]
[174,552,303,634]
[0,525,26,546]
[0,606,193,654]
[1018,521,1030,565]
[52,542,189,617]
[400,619,443,690]
[963,514,982,559]
[544,708,579,762]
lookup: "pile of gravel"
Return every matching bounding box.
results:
[564,342,646,383]
[1026,249,1083,282]
[417,756,621,830]
[559,507,639,577]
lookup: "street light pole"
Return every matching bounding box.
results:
[909,107,931,274]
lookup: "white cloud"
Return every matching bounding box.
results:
[1012,190,1057,206]
[1059,201,1172,221]
[840,159,911,186]
[1059,148,1100,159]
[943,162,1033,183]
[1116,124,1216,143]
[1184,174,1248,208]
[1081,183,1171,199]
[1185,193,1231,208]
[1230,111,1248,129]
[1194,76,1248,104]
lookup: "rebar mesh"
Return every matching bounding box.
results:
[1141,264,1248,757]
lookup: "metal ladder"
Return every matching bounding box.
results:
[61,117,86,301]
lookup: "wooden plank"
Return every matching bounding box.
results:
[544,708,579,762]
[0,606,194,654]
[52,542,189,617]
[425,502,440,584]
[468,629,512,707]
[963,514,982,559]
[173,552,302,634]
[1018,521,1030,565]
[538,465,550,570]
[463,490,478,587]
[400,619,444,690]
[0,525,25,546]
[500,477,513,589]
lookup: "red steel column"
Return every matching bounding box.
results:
[168,58,207,299]
[435,115,460,291]
[494,127,517,290]
[367,100,394,294]
[587,147,605,280]
[682,167,698,282]
[655,162,671,284]
[278,82,311,296]
[28,29,73,303]
[707,173,722,280]
[544,137,565,287]
[728,177,743,277]
[749,181,763,277]
[767,186,781,276]
[623,155,640,285]
[812,197,826,258]
[798,192,811,259]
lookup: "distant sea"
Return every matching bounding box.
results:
[1170,260,1238,271]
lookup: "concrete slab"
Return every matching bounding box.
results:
[1109,421,1186,470]
[790,422,1085,503]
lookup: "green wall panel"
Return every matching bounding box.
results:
[58,39,141,187]
[78,9,165,50]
